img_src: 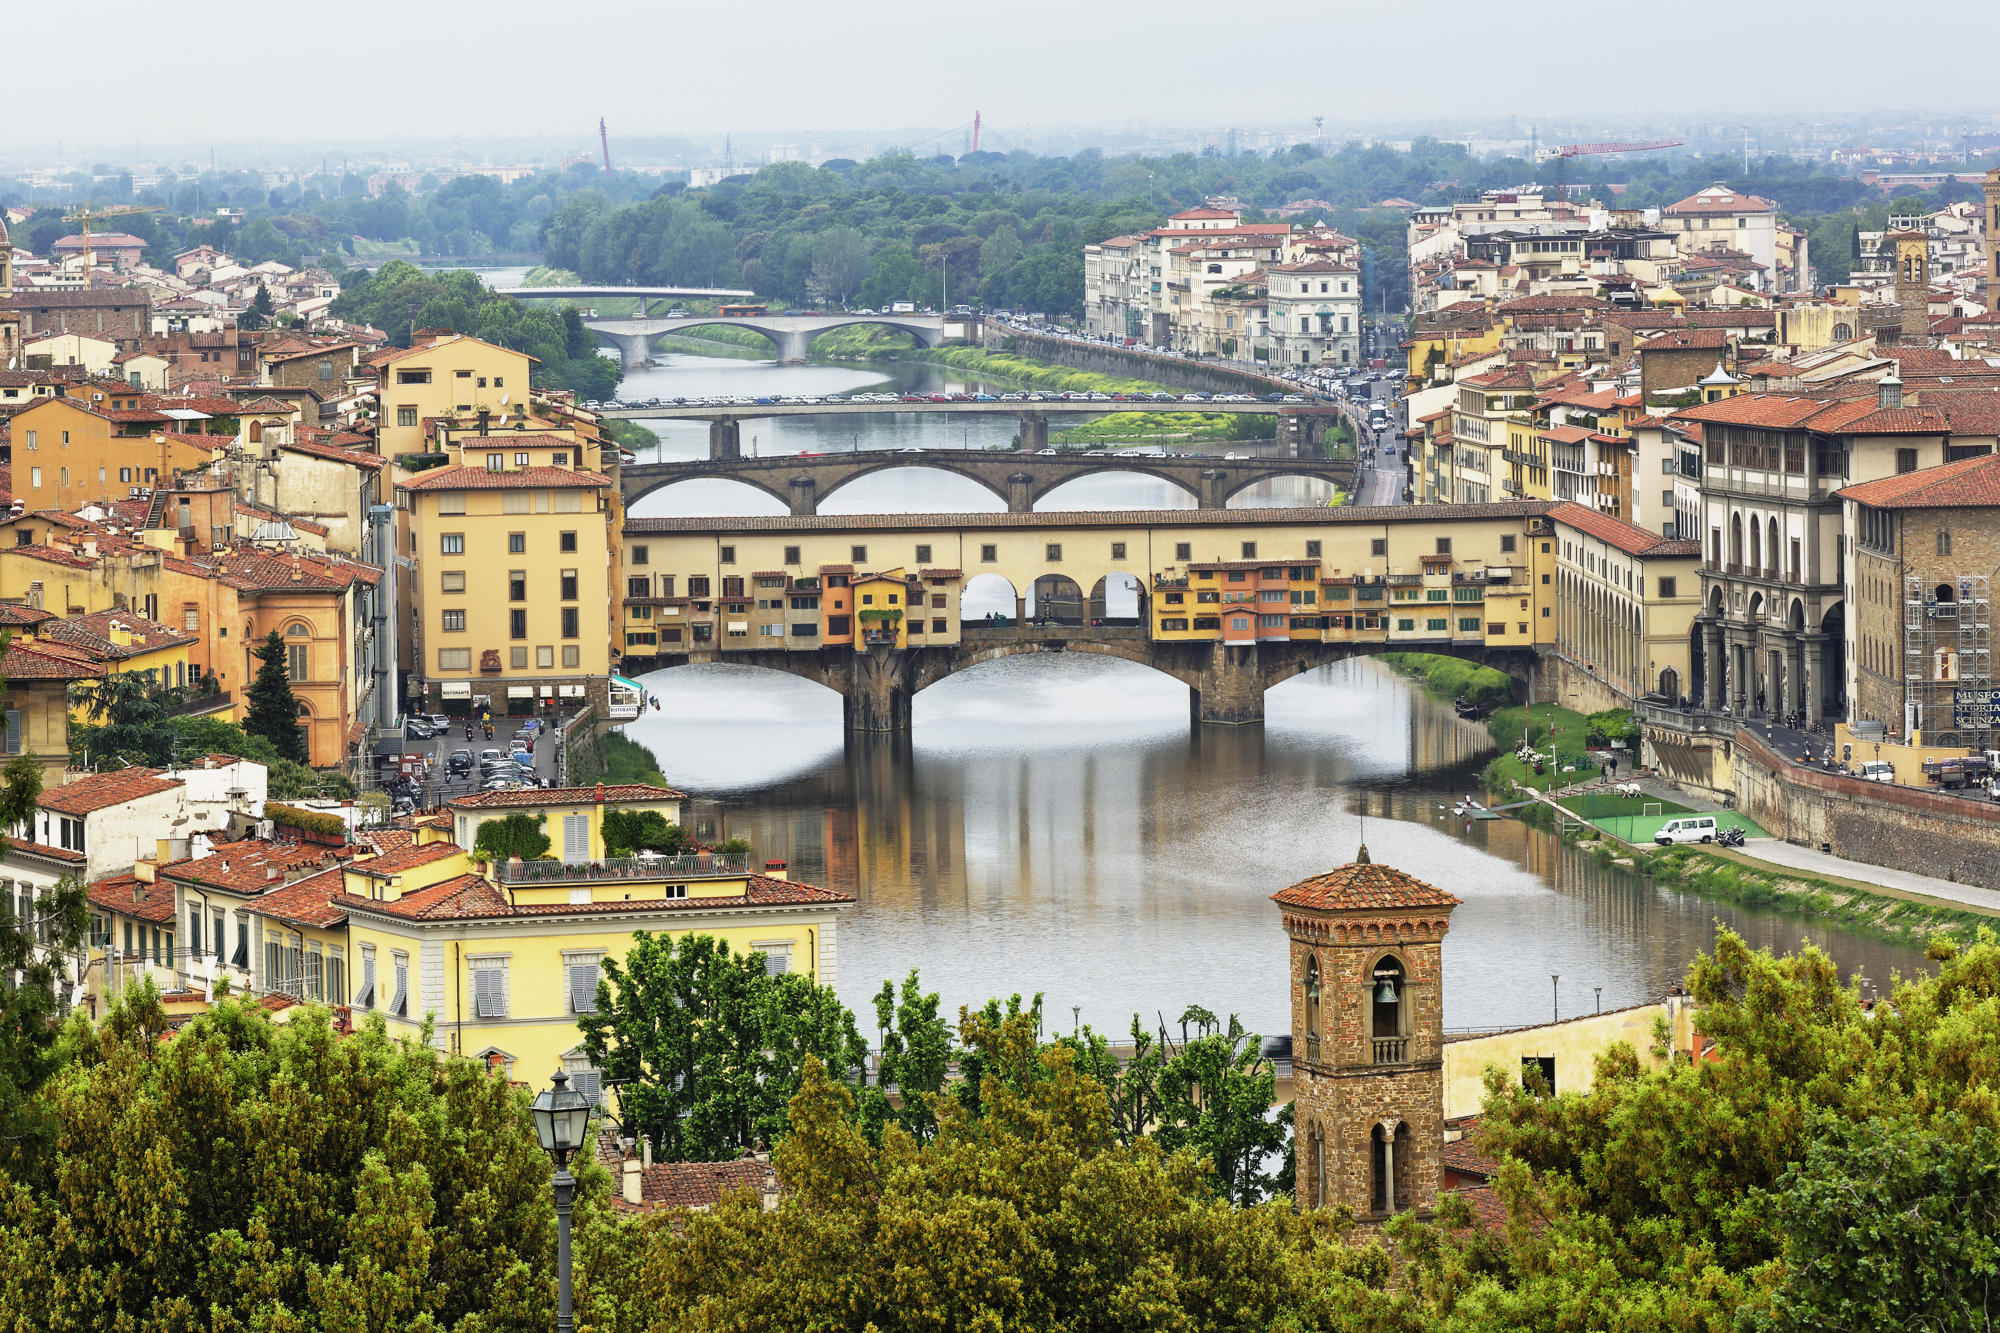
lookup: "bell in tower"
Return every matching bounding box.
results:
[1274,853,1459,1217]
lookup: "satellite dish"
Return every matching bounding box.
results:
[499,393,510,405]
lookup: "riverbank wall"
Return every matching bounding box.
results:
[1730,727,2000,885]
[1538,652,1632,716]
[979,326,1298,398]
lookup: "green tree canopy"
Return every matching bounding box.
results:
[0,992,584,1330]
[578,932,866,1162]
[633,1019,1392,1331]
[69,671,190,766]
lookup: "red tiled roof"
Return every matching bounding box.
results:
[402,465,609,492]
[1663,186,1777,215]
[1549,502,1700,558]
[5,835,85,863]
[1837,452,2000,509]
[1638,329,1730,351]
[86,873,175,923]
[350,872,852,923]
[40,768,182,815]
[251,865,351,928]
[345,841,464,877]
[1270,859,1461,911]
[161,838,350,895]
[41,609,197,659]
[446,783,687,808]
[280,438,384,470]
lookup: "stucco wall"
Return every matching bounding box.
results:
[1442,997,1700,1119]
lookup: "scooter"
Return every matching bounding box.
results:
[1716,826,1746,849]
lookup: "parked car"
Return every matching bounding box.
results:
[1653,815,1719,846]
[448,750,475,775]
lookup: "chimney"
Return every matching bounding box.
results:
[621,1156,643,1207]
[1878,373,1903,410]
[267,866,282,883]
[764,859,787,881]
[593,781,605,803]
[642,1137,652,1170]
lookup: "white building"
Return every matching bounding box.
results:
[1661,184,1780,286]
[1261,260,1362,366]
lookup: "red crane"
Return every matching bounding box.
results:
[1532,138,1683,200]
[599,118,612,176]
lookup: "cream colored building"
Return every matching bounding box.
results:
[1549,502,1701,702]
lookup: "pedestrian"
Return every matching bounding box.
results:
[1606,756,1617,781]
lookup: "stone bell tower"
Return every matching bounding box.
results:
[1275,848,1459,1217]
[1984,167,2000,316]
[1892,227,1930,344]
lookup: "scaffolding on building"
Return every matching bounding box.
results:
[1905,573,1991,741]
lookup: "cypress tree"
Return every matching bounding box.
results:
[244,630,309,765]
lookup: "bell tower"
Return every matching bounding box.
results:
[1984,167,2000,316]
[1892,227,1930,344]
[1275,848,1458,1218]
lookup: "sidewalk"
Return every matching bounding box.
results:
[1723,838,2000,915]
[1589,775,2000,915]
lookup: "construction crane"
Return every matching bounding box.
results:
[1531,139,1683,201]
[60,202,164,274]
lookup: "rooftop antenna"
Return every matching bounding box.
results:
[972,110,982,154]
[599,118,612,176]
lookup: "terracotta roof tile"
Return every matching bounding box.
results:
[251,865,351,929]
[446,784,687,808]
[5,835,85,864]
[41,609,197,659]
[1271,860,1461,911]
[1837,452,2000,509]
[402,465,609,492]
[280,438,385,470]
[350,872,852,923]
[161,838,349,895]
[86,873,175,923]
[40,767,182,815]
[1549,502,1700,558]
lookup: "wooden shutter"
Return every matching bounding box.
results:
[563,814,588,863]
[571,1069,602,1106]
[391,961,408,1016]
[358,952,375,1007]
[474,965,506,1019]
[568,961,599,1014]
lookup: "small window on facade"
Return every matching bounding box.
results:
[851,545,867,563]
[1046,543,1062,561]
[783,545,800,565]
[1305,541,1321,558]
[1110,542,1127,560]
[1176,542,1192,561]
[1371,539,1387,556]
[915,544,932,564]
[981,544,997,563]
[1241,542,1257,559]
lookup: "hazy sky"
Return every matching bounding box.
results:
[23,0,2000,157]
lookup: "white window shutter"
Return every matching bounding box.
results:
[569,962,599,1014]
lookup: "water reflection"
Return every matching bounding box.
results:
[615,353,1338,517]
[625,657,1923,1039]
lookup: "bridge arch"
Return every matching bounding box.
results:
[1032,469,1201,511]
[624,473,795,516]
[911,637,1205,694]
[797,318,946,353]
[1029,574,1086,626]
[1088,573,1146,624]
[814,458,1014,511]
[1217,470,1349,507]
[961,573,1020,622]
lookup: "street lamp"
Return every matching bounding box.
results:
[530,1069,593,1333]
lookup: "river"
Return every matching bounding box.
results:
[597,344,1927,1040]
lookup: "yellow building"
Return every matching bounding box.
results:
[0,631,98,781]
[1548,502,1701,701]
[448,782,685,862]
[400,433,615,715]
[368,332,537,458]
[852,570,915,651]
[9,396,230,511]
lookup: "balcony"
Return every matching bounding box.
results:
[496,852,751,884]
[1371,1036,1409,1065]
[1304,1034,1321,1062]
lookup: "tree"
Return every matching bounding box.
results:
[856,968,952,1144]
[599,808,687,857]
[578,932,866,1162]
[243,629,309,764]
[809,226,871,307]
[474,811,551,861]
[238,279,276,330]
[0,993,585,1329]
[69,672,190,767]
[633,1026,1394,1331]
[1151,1012,1287,1204]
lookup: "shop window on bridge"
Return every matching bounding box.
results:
[689,576,710,598]
[1425,589,1448,602]
[1227,572,1247,583]
[1397,618,1415,631]
[1197,590,1219,603]
[791,623,818,637]
[1427,618,1448,632]
[1459,617,1481,633]
[1162,618,1190,631]
[931,618,947,633]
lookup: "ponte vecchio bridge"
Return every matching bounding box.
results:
[617,504,1568,733]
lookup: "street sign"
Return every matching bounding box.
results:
[1953,687,2000,729]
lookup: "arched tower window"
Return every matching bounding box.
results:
[1370,956,1406,1063]
[1303,954,1322,1059]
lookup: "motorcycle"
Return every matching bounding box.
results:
[1716,826,1746,849]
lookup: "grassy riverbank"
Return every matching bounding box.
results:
[1593,839,1993,945]
[603,732,671,787]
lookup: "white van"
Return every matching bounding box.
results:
[1858,761,1896,783]
[1654,815,1719,846]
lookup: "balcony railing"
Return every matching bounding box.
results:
[1304,1034,1321,1063]
[496,852,751,884]
[1372,1036,1409,1065]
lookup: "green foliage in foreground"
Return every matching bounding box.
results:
[5,929,1999,1330]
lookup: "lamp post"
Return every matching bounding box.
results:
[1551,973,1560,1022]
[530,1069,593,1333]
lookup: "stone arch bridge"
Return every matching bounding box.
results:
[620,448,1354,514]
[627,628,1544,734]
[584,313,970,366]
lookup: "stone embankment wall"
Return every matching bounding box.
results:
[980,326,1297,397]
[558,702,606,786]
[1539,653,1629,715]
[1732,727,2000,884]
